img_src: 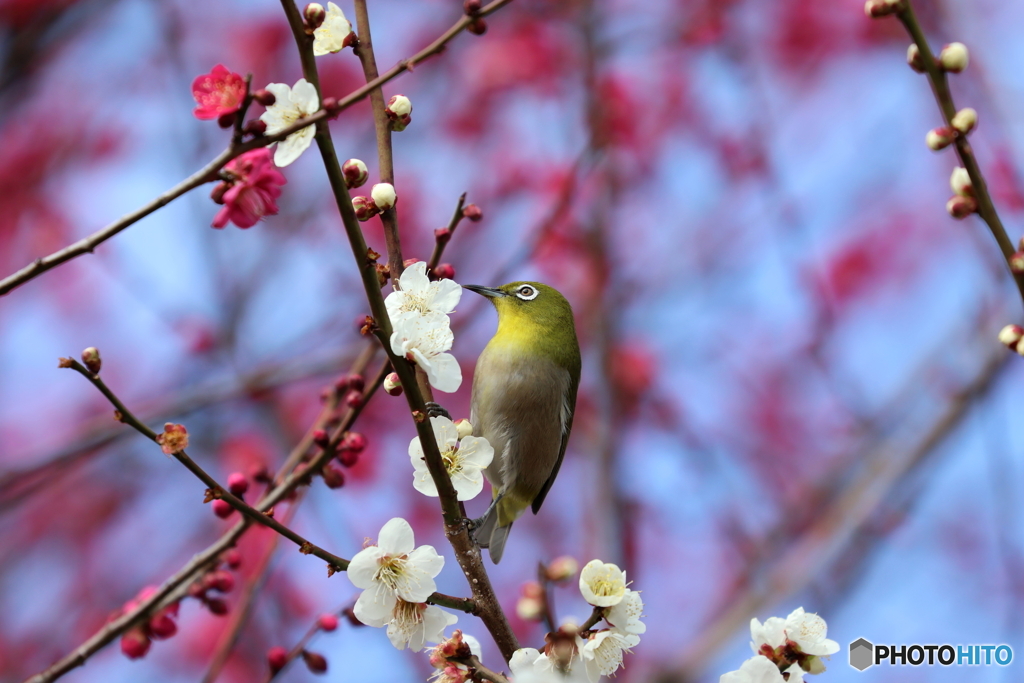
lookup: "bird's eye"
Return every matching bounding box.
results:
[515,285,539,301]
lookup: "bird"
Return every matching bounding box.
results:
[461,281,581,563]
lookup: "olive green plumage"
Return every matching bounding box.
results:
[463,281,581,563]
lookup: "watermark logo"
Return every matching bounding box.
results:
[848,638,1013,671]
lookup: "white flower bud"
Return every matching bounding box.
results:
[454,418,473,440]
[951,107,977,134]
[387,95,412,118]
[515,597,544,621]
[304,3,326,29]
[939,42,969,73]
[950,167,972,197]
[371,182,397,210]
[906,44,925,73]
[1010,251,1024,274]
[1000,324,1024,348]
[342,158,369,189]
[384,372,403,396]
[946,195,977,219]
[926,127,954,151]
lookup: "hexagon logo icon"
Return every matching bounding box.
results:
[849,638,874,671]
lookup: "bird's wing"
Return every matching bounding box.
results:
[531,365,579,514]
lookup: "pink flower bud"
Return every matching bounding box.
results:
[464,0,481,13]
[342,159,369,189]
[207,569,236,593]
[302,650,328,674]
[344,389,363,409]
[313,429,330,448]
[81,346,102,374]
[462,204,483,221]
[304,3,326,29]
[345,373,365,392]
[319,613,340,631]
[322,96,340,118]
[224,549,242,569]
[1010,251,1024,274]
[384,372,403,396]
[268,646,289,673]
[212,499,234,519]
[352,195,379,221]
[371,182,397,210]
[435,227,452,244]
[522,581,543,599]
[206,597,229,615]
[454,418,473,440]
[243,119,267,136]
[252,89,276,107]
[939,42,969,73]
[341,432,367,453]
[546,555,579,582]
[434,263,455,280]
[950,167,973,197]
[217,111,237,129]
[999,324,1024,348]
[516,596,544,621]
[322,463,346,488]
[210,182,230,204]
[926,127,954,151]
[148,613,178,639]
[156,423,189,455]
[863,0,899,17]
[906,44,925,73]
[946,195,977,219]
[227,472,249,496]
[951,107,977,134]
[120,627,151,659]
[467,17,487,34]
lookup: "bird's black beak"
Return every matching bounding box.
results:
[463,284,507,298]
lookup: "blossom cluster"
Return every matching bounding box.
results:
[346,518,457,651]
[719,607,839,683]
[385,261,464,392]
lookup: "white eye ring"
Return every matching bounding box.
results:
[515,285,539,301]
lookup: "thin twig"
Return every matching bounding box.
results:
[428,193,468,271]
[280,0,519,661]
[454,655,512,683]
[895,1,1024,307]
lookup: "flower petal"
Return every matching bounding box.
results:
[290,78,320,114]
[425,352,462,393]
[347,546,385,589]
[354,586,396,625]
[378,517,415,555]
[273,127,315,167]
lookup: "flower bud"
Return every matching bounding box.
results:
[206,597,229,615]
[387,94,412,118]
[434,264,456,281]
[522,581,544,599]
[207,569,236,593]
[454,418,473,440]
[217,111,237,129]
[384,372,403,396]
[244,119,267,136]
[946,195,977,219]
[371,182,397,210]
[313,429,330,448]
[468,17,487,34]
[304,2,326,30]
[1010,251,1024,274]
[224,548,242,568]
[227,472,248,496]
[212,499,234,519]
[999,324,1024,348]
[156,423,189,455]
[148,613,177,639]
[950,167,973,197]
[322,463,346,488]
[462,204,483,221]
[939,42,969,73]
[120,627,151,659]
[516,596,544,621]
[268,646,289,673]
[352,195,379,221]
[210,181,230,204]
[319,613,340,631]
[546,555,579,582]
[951,107,977,134]
[344,389,363,409]
[252,89,276,107]
[906,44,925,73]
[926,127,954,151]
[341,431,367,453]
[342,158,369,189]
[1015,338,1024,357]
[434,227,452,245]
[81,346,102,374]
[464,0,481,13]
[302,650,328,674]
[863,0,899,18]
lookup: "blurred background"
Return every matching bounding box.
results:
[2,0,1023,681]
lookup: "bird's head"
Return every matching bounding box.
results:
[463,281,576,337]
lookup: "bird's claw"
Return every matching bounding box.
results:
[425,402,452,420]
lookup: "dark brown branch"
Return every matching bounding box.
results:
[895,1,1024,307]
[453,656,511,683]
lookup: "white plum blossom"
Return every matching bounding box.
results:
[605,589,645,635]
[260,79,319,167]
[358,598,456,652]
[576,630,639,682]
[410,416,493,500]
[579,560,627,607]
[312,2,353,55]
[385,261,462,324]
[720,656,804,683]
[750,607,838,657]
[391,314,462,392]
[347,518,444,625]
[372,182,397,210]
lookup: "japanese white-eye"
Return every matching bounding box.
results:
[462,281,581,563]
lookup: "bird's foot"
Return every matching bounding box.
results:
[425,402,452,420]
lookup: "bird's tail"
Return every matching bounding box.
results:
[474,500,513,564]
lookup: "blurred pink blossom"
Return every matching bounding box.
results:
[212,149,287,229]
